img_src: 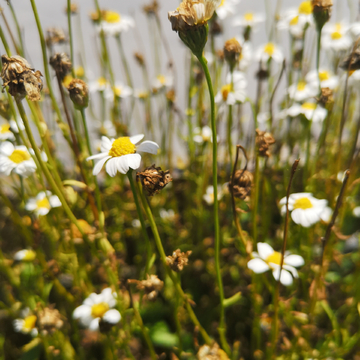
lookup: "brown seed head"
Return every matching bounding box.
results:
[137,164,172,196]
[143,0,159,15]
[166,89,176,104]
[136,274,164,301]
[134,52,145,67]
[1,55,43,101]
[312,0,333,30]
[318,87,334,107]
[65,3,78,14]
[36,307,64,335]
[166,249,192,272]
[340,49,360,71]
[67,79,89,109]
[197,342,230,360]
[229,170,253,199]
[224,38,242,70]
[46,27,67,46]
[49,53,72,80]
[255,129,275,157]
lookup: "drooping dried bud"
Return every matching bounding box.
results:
[312,0,333,31]
[134,274,164,301]
[229,170,253,199]
[197,342,230,360]
[166,89,176,104]
[1,55,43,101]
[49,53,72,80]
[224,38,242,71]
[340,49,360,71]
[36,307,64,335]
[46,27,67,46]
[137,164,172,196]
[166,249,192,272]
[143,0,159,15]
[256,67,270,80]
[216,49,225,62]
[65,3,78,14]
[134,52,145,67]
[255,129,275,157]
[210,20,222,36]
[318,87,334,108]
[67,79,89,109]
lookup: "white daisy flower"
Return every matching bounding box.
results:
[203,185,223,205]
[134,89,150,100]
[132,219,141,228]
[89,77,111,93]
[193,125,213,144]
[159,208,176,221]
[152,74,174,91]
[232,12,265,28]
[279,192,328,227]
[322,22,352,51]
[73,287,121,331]
[96,119,117,138]
[25,191,61,216]
[288,81,318,102]
[95,11,134,36]
[287,102,328,122]
[105,83,133,100]
[305,69,339,90]
[247,242,304,286]
[238,41,253,71]
[0,120,15,141]
[353,206,360,218]
[9,118,25,133]
[255,42,284,64]
[215,71,247,105]
[87,135,159,177]
[0,142,37,177]
[13,308,38,337]
[216,0,240,20]
[14,249,36,262]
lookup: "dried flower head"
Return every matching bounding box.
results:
[143,0,159,15]
[312,0,333,30]
[340,49,360,71]
[49,53,72,80]
[65,3,78,14]
[166,89,176,104]
[210,20,222,36]
[134,274,164,301]
[318,87,334,107]
[166,249,192,272]
[229,169,253,199]
[197,342,230,360]
[134,52,145,67]
[1,55,43,101]
[224,38,242,70]
[36,307,64,335]
[67,79,89,109]
[137,164,172,196]
[46,27,66,46]
[255,129,275,157]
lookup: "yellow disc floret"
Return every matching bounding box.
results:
[36,197,51,210]
[221,84,232,101]
[298,1,313,15]
[91,302,109,318]
[244,13,254,22]
[266,251,282,266]
[109,137,136,157]
[319,71,330,81]
[264,43,275,56]
[0,124,11,134]
[331,31,342,40]
[297,81,306,91]
[9,149,31,164]
[301,102,317,110]
[22,250,36,261]
[23,315,37,332]
[293,197,313,210]
[290,16,299,26]
[104,11,121,23]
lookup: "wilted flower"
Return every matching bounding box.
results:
[134,274,164,301]
[67,79,89,109]
[46,27,66,46]
[287,102,328,122]
[248,242,305,286]
[224,38,242,70]
[166,249,192,272]
[14,249,36,262]
[87,135,159,177]
[340,49,360,71]
[13,308,38,337]
[255,129,275,157]
[229,169,253,199]
[65,3,78,14]
[137,164,172,196]
[49,53,72,80]
[25,191,61,216]
[37,307,64,335]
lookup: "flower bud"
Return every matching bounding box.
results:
[49,53,72,80]
[312,0,333,31]
[67,79,89,109]
[224,38,242,71]
[255,129,275,157]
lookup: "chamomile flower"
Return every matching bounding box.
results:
[216,0,240,20]
[193,125,212,144]
[73,287,121,331]
[95,11,134,36]
[0,119,15,141]
[247,242,304,286]
[203,185,224,205]
[215,71,247,105]
[322,22,352,51]
[89,77,111,93]
[104,83,133,100]
[9,118,25,133]
[87,135,159,177]
[287,102,327,122]
[255,42,284,64]
[152,74,174,91]
[232,12,265,28]
[25,191,61,216]
[305,69,339,90]
[279,193,328,227]
[288,81,317,102]
[353,206,360,218]
[14,249,36,262]
[13,308,38,337]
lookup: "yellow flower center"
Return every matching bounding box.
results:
[331,31,342,40]
[298,1,312,15]
[23,315,37,331]
[349,70,355,76]
[0,124,11,134]
[244,12,254,21]
[290,16,299,26]
[266,251,282,266]
[219,0,225,7]
[137,91,149,99]
[9,149,31,164]
[109,137,136,157]
[293,197,313,210]
[221,84,232,101]
[75,66,84,77]
[91,302,109,318]
[22,250,36,261]
[301,102,317,110]
[297,81,306,91]
[62,75,73,88]
[113,86,122,97]
[98,77,108,87]
[157,75,166,85]
[264,43,275,56]
[319,71,330,81]
[104,11,121,23]
[36,197,51,210]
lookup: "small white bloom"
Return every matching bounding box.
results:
[95,11,134,36]
[287,102,327,122]
[105,83,133,100]
[279,192,328,227]
[0,120,15,141]
[255,42,284,64]
[322,22,352,51]
[89,77,111,93]
[305,69,339,90]
[159,208,176,221]
[238,40,253,71]
[248,242,304,286]
[96,119,117,138]
[232,12,264,28]
[216,0,240,20]
[193,125,213,144]
[87,135,159,177]
[215,71,247,105]
[14,249,36,261]
[9,118,25,133]
[73,287,121,331]
[288,81,317,102]
[353,206,360,218]
[153,74,173,91]
[203,185,223,205]
[25,191,61,216]
[13,308,38,337]
[132,219,141,228]
[320,206,333,223]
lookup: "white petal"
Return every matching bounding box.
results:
[257,242,274,260]
[136,141,159,155]
[284,254,305,267]
[93,156,111,175]
[272,268,293,286]
[101,136,113,152]
[283,265,299,278]
[87,152,109,161]
[103,309,121,324]
[49,196,62,208]
[115,156,130,174]
[129,134,144,145]
[89,318,100,331]
[0,141,15,155]
[37,207,50,216]
[291,209,311,227]
[73,305,92,320]
[124,154,141,170]
[25,200,37,211]
[247,258,270,273]
[105,158,118,177]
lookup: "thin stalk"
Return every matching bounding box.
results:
[67,0,75,77]
[187,55,195,162]
[252,154,260,243]
[8,2,24,55]
[115,34,133,89]
[0,9,21,54]
[0,23,11,55]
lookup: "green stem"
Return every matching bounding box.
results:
[67,0,75,77]
[252,154,260,243]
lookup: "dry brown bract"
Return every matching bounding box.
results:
[134,52,145,67]
[312,0,333,29]
[312,0,333,11]
[37,306,64,335]
[197,342,230,360]
[143,0,159,15]
[49,53,72,80]
[67,79,89,109]
[318,87,334,107]
[137,165,172,196]
[133,274,164,301]
[224,38,242,69]
[46,27,67,46]
[229,169,253,200]
[340,49,360,71]
[255,129,276,157]
[166,249,192,272]
[1,55,43,101]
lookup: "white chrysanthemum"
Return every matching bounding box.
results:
[73,288,121,331]
[153,74,174,91]
[305,69,339,90]
[104,83,133,100]
[322,22,352,51]
[232,12,264,28]
[255,42,284,64]
[279,192,328,227]
[247,242,304,286]
[13,308,38,337]
[203,185,223,205]
[288,81,317,102]
[216,0,240,20]
[0,120,15,141]
[193,125,212,144]
[87,135,159,177]
[25,191,61,216]
[95,11,134,36]
[287,102,327,122]
[0,142,38,177]
[9,118,25,133]
[215,71,247,105]
[159,208,176,221]
[89,77,111,93]
[14,249,36,262]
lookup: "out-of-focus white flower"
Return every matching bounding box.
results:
[322,22,352,51]
[25,191,61,216]
[89,77,111,93]
[350,22,360,37]
[215,71,247,105]
[216,0,240,20]
[95,11,134,36]
[203,185,223,205]
[232,12,265,28]
[287,102,327,122]
[193,125,213,144]
[13,308,38,337]
[73,287,121,331]
[159,208,176,221]
[14,249,36,261]
[320,206,333,223]
[0,120,15,141]
[279,192,328,227]
[105,83,133,100]
[87,135,159,177]
[237,39,253,71]
[305,69,339,90]
[134,89,150,100]
[288,81,317,102]
[132,219,141,228]
[353,206,360,217]
[96,119,117,138]
[153,74,173,91]
[247,242,304,286]
[9,118,25,133]
[255,42,284,64]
